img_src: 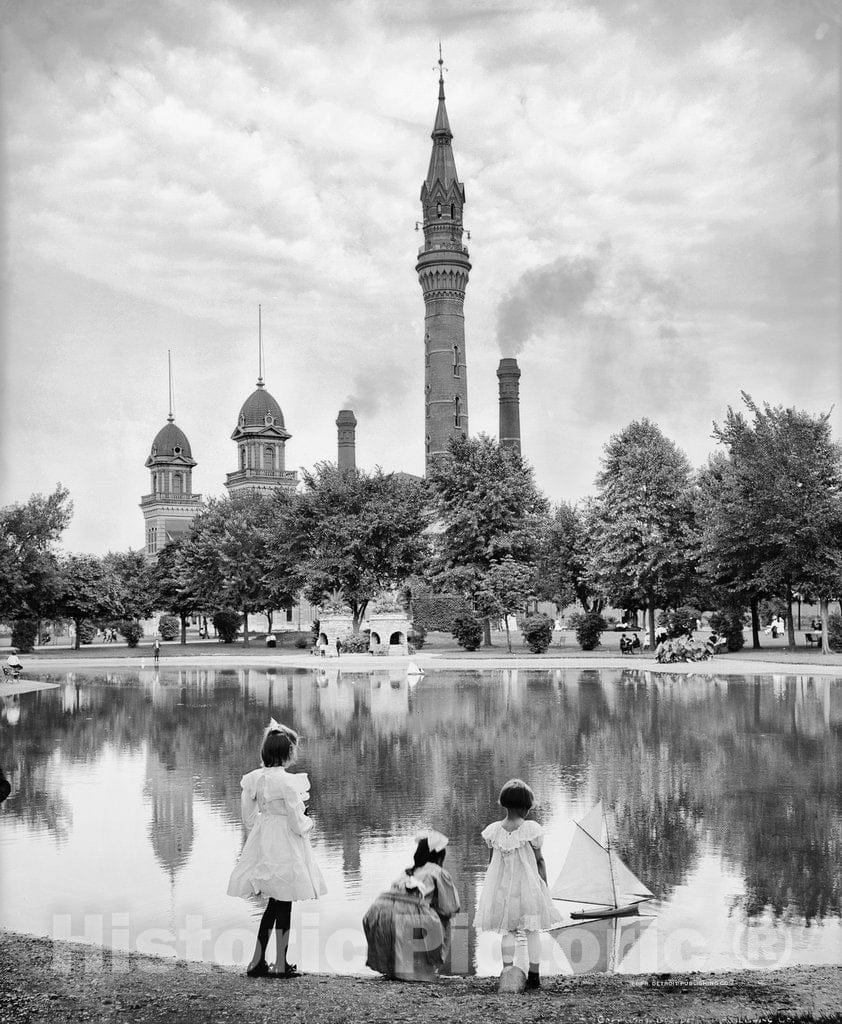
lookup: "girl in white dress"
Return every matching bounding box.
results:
[227,720,327,978]
[475,778,562,989]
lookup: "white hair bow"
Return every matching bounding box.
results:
[419,829,449,852]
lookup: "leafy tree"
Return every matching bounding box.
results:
[182,493,297,645]
[293,465,429,632]
[478,555,536,652]
[153,540,202,645]
[586,420,695,649]
[427,435,548,646]
[0,485,72,625]
[55,554,120,649]
[536,502,601,612]
[102,550,155,623]
[700,395,842,652]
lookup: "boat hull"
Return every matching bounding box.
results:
[570,904,642,920]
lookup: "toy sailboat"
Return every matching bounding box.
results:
[551,802,654,920]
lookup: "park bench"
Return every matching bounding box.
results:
[805,632,821,647]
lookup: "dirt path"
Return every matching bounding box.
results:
[1,932,840,1023]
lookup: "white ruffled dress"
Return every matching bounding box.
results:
[227,767,327,902]
[474,819,563,933]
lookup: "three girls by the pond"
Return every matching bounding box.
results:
[227,720,562,988]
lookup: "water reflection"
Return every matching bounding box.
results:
[1,667,841,975]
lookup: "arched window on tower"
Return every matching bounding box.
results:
[436,202,442,218]
[426,434,431,456]
[453,345,459,377]
[450,203,455,218]
[265,446,275,474]
[240,446,247,470]
[454,395,461,427]
[173,473,182,495]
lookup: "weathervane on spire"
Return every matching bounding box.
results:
[257,303,265,387]
[167,349,174,422]
[436,42,447,85]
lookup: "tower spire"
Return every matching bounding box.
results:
[417,52,470,470]
[257,304,265,388]
[167,349,174,422]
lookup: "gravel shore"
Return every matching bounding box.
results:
[1,932,840,1023]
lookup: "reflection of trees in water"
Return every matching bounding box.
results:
[4,668,841,925]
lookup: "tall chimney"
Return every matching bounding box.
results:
[497,358,521,454]
[336,409,357,471]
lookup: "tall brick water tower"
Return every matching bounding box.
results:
[417,51,471,470]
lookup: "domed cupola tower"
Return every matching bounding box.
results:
[416,48,471,469]
[140,354,203,559]
[225,309,298,496]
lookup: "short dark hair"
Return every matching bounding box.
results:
[499,778,534,813]
[261,725,298,767]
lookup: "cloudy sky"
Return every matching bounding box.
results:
[2,0,839,554]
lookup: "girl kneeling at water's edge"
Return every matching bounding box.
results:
[363,830,460,981]
[227,720,327,977]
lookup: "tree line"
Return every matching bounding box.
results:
[3,394,841,653]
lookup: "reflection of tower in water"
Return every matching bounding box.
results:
[144,738,195,882]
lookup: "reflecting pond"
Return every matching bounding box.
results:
[1,666,841,975]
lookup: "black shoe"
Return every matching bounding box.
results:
[246,960,270,978]
[526,971,540,990]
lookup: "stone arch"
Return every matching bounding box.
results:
[370,631,381,645]
[389,631,405,645]
[318,633,328,646]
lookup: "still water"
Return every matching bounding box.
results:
[1,666,841,976]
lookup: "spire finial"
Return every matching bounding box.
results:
[437,42,445,98]
[257,304,265,388]
[167,349,174,422]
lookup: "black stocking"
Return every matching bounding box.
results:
[272,899,292,968]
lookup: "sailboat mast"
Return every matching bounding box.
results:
[604,805,619,909]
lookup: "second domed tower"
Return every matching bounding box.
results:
[226,380,297,496]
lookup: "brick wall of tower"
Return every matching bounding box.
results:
[418,255,471,465]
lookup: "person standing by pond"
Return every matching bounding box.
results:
[227,721,326,978]
[153,636,161,666]
[363,830,460,981]
[475,778,562,990]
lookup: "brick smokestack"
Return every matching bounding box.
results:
[497,358,521,454]
[336,410,357,471]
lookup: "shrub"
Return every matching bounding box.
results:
[659,606,702,639]
[79,620,97,645]
[566,610,584,633]
[294,636,309,649]
[709,608,746,652]
[338,632,370,653]
[118,620,144,647]
[158,615,180,641]
[412,594,471,632]
[575,612,606,651]
[11,619,38,653]
[522,614,554,653]
[408,624,427,650]
[828,613,842,653]
[213,610,242,644]
[452,614,483,651]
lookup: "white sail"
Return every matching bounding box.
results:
[551,803,653,909]
[551,811,615,906]
[609,850,654,901]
